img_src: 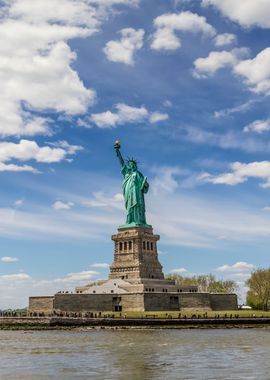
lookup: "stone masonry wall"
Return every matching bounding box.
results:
[210,294,238,310]
[29,292,238,313]
[54,294,114,312]
[110,227,164,280]
[29,296,55,313]
[178,293,238,310]
[144,293,179,311]
[179,293,211,309]
[121,294,144,311]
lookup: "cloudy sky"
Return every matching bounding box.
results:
[1,0,270,308]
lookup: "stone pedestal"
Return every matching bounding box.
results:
[109,226,164,280]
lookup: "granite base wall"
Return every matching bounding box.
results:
[53,293,145,312]
[144,293,179,311]
[28,296,54,313]
[179,293,211,309]
[121,294,144,311]
[178,293,237,310]
[210,293,238,310]
[54,294,114,312]
[28,292,238,313]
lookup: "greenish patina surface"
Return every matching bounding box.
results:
[114,141,151,229]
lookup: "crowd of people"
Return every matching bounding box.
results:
[0,310,267,319]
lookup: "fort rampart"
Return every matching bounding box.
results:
[29,292,237,313]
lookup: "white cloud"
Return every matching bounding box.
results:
[152,167,183,194]
[0,198,124,242]
[48,140,83,155]
[194,46,270,98]
[2,170,270,260]
[114,193,124,202]
[8,0,97,26]
[170,268,188,274]
[0,266,102,308]
[55,270,99,282]
[104,28,144,65]
[0,0,138,137]
[83,191,124,209]
[91,103,168,128]
[181,125,268,153]
[151,11,216,51]
[243,119,270,134]
[173,0,193,5]
[14,199,24,207]
[214,99,257,119]
[90,0,140,7]
[149,112,169,123]
[91,263,110,269]
[163,100,172,107]
[231,273,251,279]
[216,261,255,272]
[214,33,237,47]
[147,185,270,249]
[234,48,270,96]
[201,161,270,188]
[0,4,94,137]
[202,0,270,28]
[53,201,74,210]
[114,104,148,123]
[216,235,227,240]
[91,111,120,128]
[0,163,38,173]
[193,47,249,78]
[0,273,31,281]
[151,27,181,51]
[0,139,81,172]
[0,104,54,138]
[0,257,18,263]
[77,117,92,129]
[0,140,69,163]
[91,103,147,128]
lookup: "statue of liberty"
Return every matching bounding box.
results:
[114,141,151,228]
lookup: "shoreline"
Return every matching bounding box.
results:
[1,316,270,330]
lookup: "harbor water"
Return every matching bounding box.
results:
[0,328,269,380]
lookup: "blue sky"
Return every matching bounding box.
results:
[1,0,270,308]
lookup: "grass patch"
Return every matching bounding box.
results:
[68,309,270,318]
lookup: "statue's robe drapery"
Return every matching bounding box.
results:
[121,164,149,225]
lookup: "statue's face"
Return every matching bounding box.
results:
[128,161,137,171]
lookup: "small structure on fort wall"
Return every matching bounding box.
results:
[29,142,237,313]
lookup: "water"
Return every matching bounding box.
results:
[0,328,269,380]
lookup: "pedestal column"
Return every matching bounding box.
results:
[109,226,164,280]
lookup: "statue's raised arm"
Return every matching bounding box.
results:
[114,141,151,228]
[114,140,125,169]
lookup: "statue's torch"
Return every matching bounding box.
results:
[114,140,121,149]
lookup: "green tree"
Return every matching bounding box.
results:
[166,274,237,293]
[246,268,270,310]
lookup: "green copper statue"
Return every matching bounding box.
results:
[114,141,151,228]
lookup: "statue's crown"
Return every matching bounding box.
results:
[126,157,138,165]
